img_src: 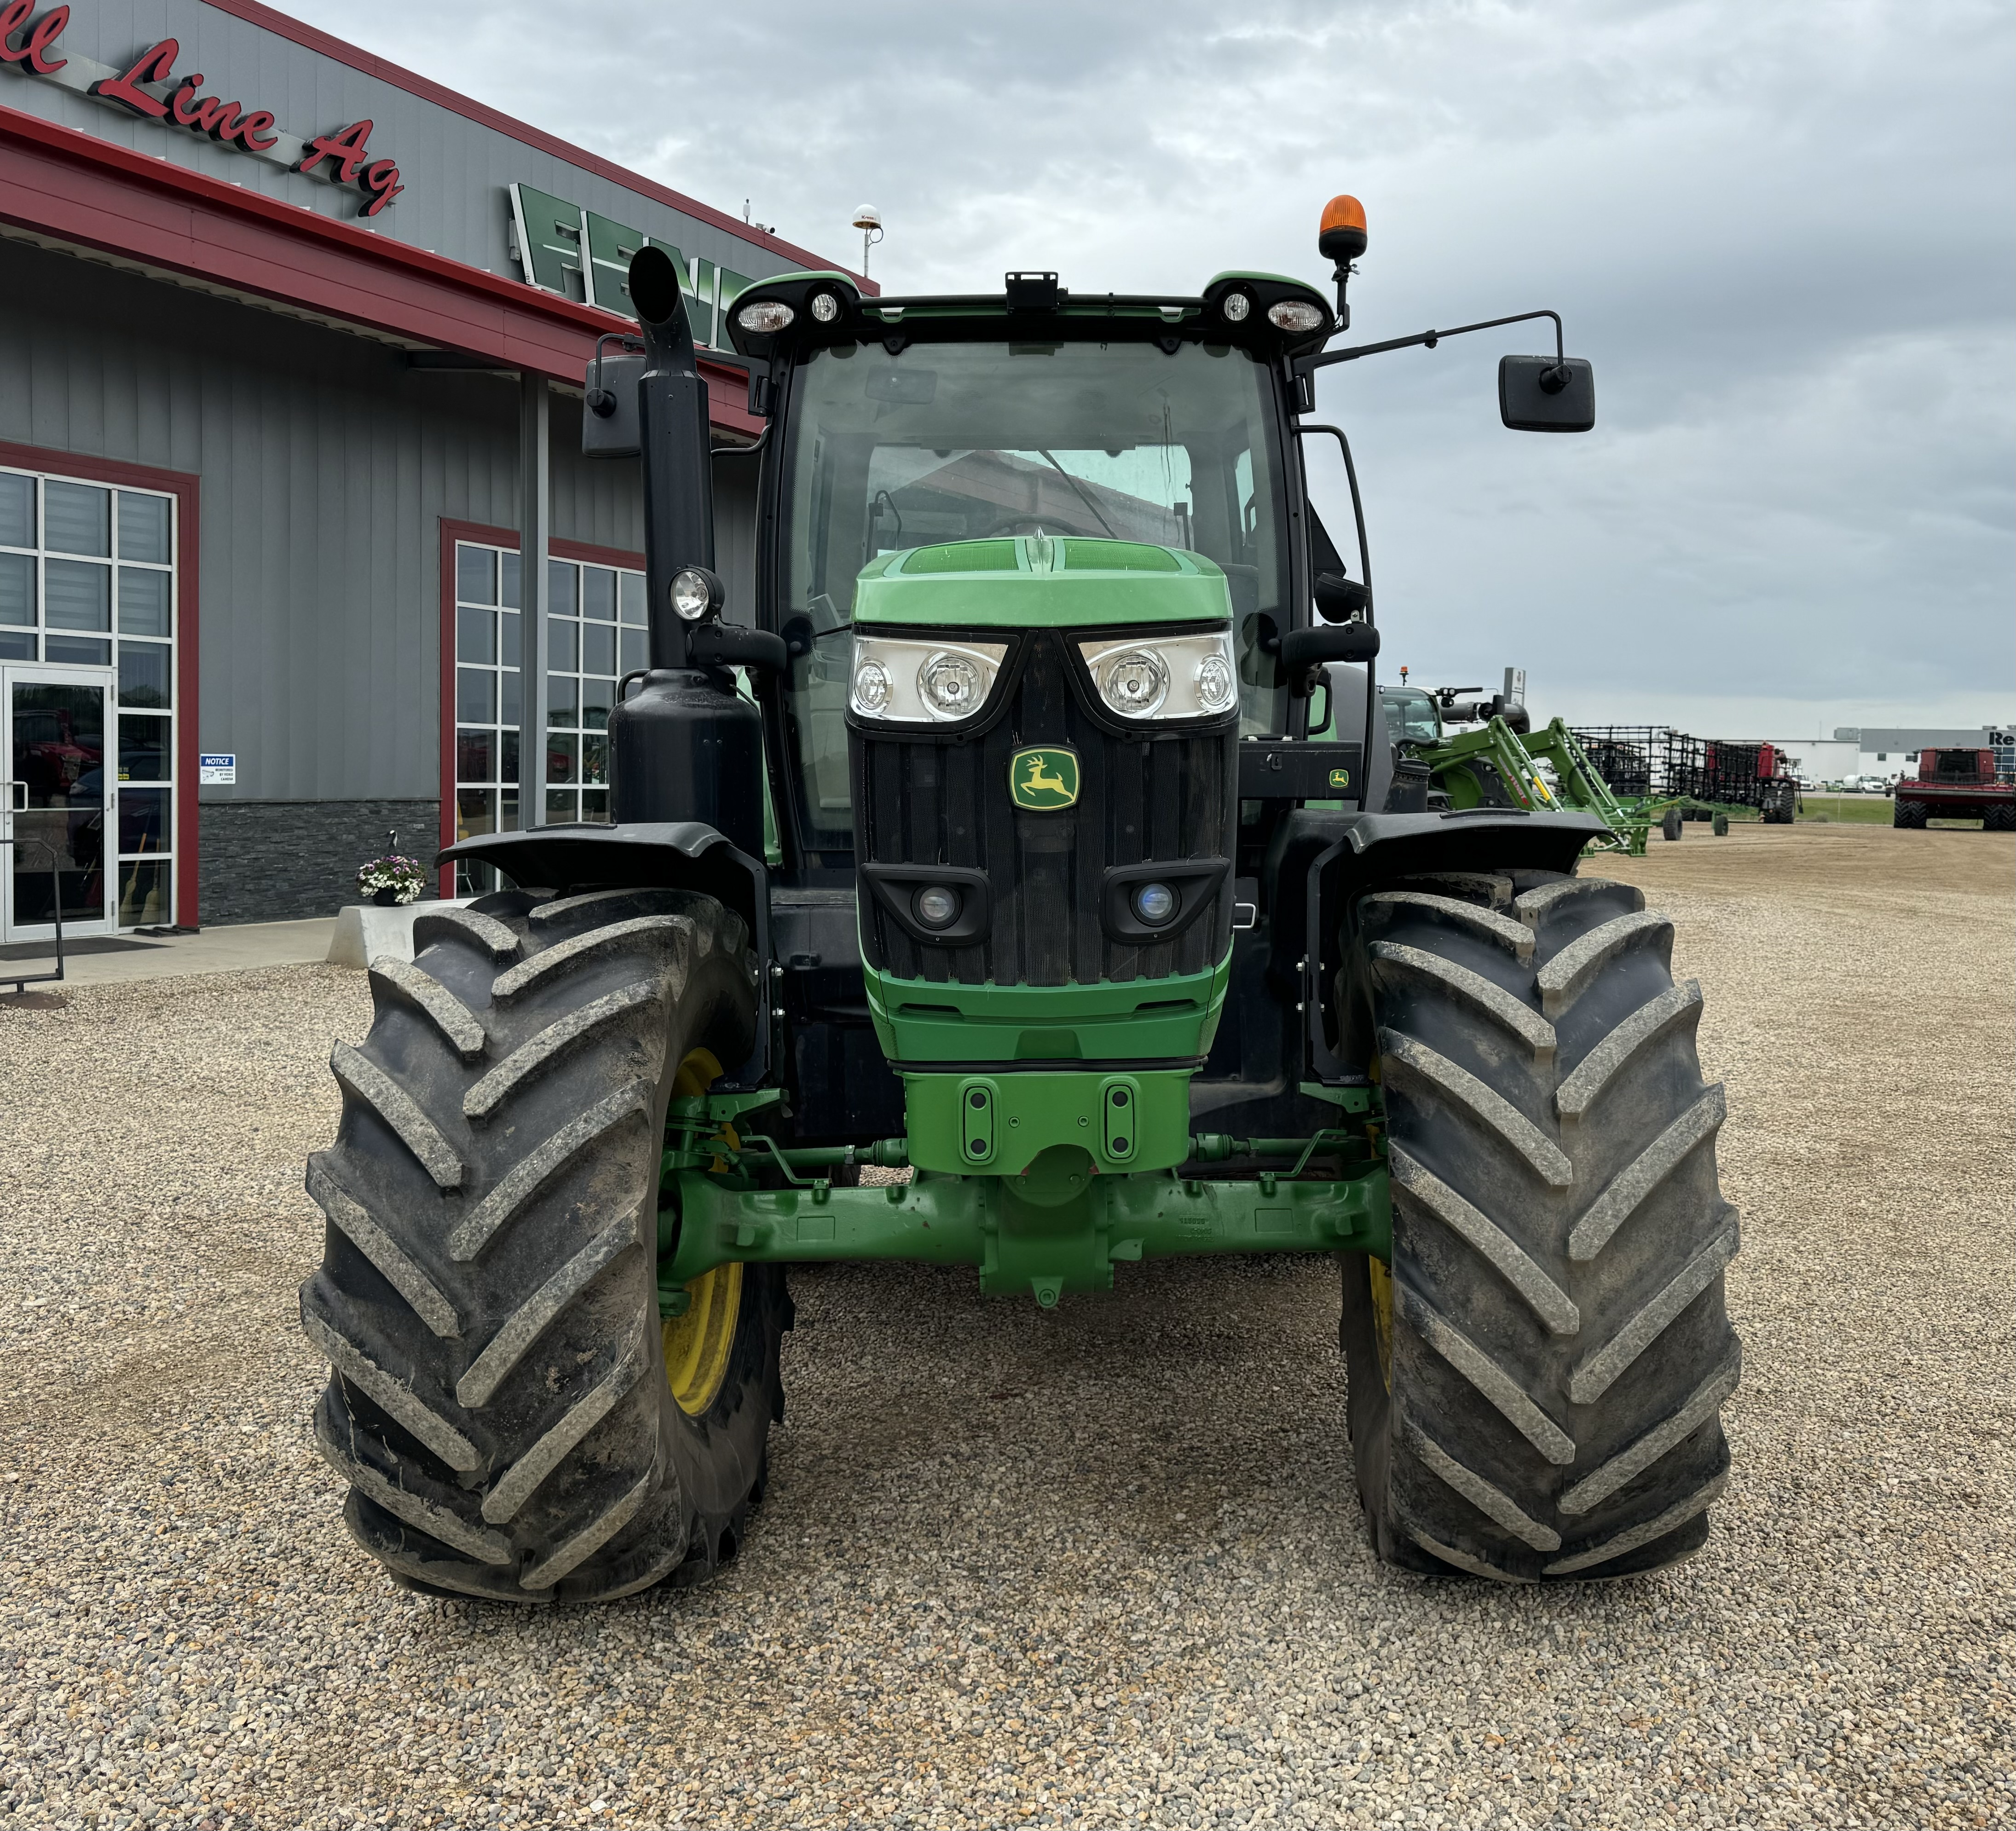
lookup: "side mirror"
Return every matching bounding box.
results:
[1313,571,1372,623]
[582,350,644,458]
[1499,355,1595,433]
[1279,620,1380,693]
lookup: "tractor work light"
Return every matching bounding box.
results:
[1132,882,1178,925]
[913,885,961,929]
[809,291,842,323]
[670,566,723,621]
[1267,299,1326,335]
[1221,290,1252,323]
[1077,631,1238,722]
[850,635,1007,721]
[736,299,795,335]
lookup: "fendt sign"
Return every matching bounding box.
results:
[0,0,406,214]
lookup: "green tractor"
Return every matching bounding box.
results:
[300,195,1740,1598]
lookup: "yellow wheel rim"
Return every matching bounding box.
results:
[1367,1255,1394,1391]
[663,1261,743,1417]
[661,1048,745,1417]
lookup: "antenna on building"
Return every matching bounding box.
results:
[852,206,883,281]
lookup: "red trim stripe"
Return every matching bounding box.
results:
[0,104,763,431]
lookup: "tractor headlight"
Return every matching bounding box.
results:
[851,657,893,714]
[1221,290,1252,323]
[1095,648,1169,717]
[809,290,842,323]
[1078,630,1238,722]
[1132,882,1178,925]
[736,299,795,335]
[1267,299,1326,335]
[850,635,1007,722]
[919,651,984,719]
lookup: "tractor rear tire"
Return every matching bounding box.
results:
[1336,868,1741,1581]
[1894,799,1929,829]
[1660,809,1683,843]
[299,886,784,1602]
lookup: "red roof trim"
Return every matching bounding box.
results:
[0,105,761,433]
[195,0,872,290]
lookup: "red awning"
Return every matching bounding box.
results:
[0,104,761,436]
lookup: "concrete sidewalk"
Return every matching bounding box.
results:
[0,918,336,988]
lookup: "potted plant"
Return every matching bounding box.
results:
[356,852,427,907]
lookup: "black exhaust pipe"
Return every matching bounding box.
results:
[607,246,765,855]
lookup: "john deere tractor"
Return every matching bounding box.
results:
[300,196,1740,1598]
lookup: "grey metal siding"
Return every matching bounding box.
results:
[0,239,752,813]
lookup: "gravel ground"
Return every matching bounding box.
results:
[1,823,2010,1831]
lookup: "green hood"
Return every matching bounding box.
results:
[853,535,1231,629]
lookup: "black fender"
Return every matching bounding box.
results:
[438,820,773,1085]
[1264,807,1609,1079]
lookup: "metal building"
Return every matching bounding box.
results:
[0,0,863,937]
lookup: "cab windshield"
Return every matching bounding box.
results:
[776,336,1291,848]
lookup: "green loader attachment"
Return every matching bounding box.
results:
[297,197,1743,1600]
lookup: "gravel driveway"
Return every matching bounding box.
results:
[1,825,2010,1831]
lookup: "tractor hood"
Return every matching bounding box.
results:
[852,536,1232,629]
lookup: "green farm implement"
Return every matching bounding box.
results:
[299,193,1742,1597]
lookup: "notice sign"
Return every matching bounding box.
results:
[198,752,237,785]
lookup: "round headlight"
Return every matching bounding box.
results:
[919,651,983,717]
[852,658,893,713]
[1196,652,1236,713]
[914,885,961,929]
[809,290,841,323]
[1132,882,1178,925]
[1098,648,1169,718]
[1221,290,1252,323]
[670,566,721,621]
[736,300,795,335]
[1267,300,1326,335]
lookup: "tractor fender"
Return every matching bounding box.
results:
[1264,806,1610,1079]
[439,820,772,1079]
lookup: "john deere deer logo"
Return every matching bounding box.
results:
[1009,746,1080,810]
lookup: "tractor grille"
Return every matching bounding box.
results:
[853,630,1236,988]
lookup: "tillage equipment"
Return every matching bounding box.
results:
[300,195,1742,1597]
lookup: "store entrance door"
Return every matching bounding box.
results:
[1,667,116,944]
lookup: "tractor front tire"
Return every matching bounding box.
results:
[1337,869,1741,1581]
[300,886,785,1602]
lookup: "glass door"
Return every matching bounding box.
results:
[1,666,115,943]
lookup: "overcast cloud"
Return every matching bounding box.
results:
[302,0,2014,736]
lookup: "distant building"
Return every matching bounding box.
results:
[1832,727,2015,780]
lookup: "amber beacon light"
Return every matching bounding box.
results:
[1318,194,1368,325]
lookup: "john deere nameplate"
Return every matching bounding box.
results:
[1009,747,1080,811]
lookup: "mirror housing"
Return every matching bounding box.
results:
[1280,619,1380,694]
[1313,571,1372,623]
[582,350,645,458]
[1500,355,1595,433]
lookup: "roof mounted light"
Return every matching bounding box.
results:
[736,299,794,335]
[1267,299,1326,335]
[809,290,841,323]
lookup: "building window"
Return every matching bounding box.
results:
[0,465,177,926]
[451,539,646,895]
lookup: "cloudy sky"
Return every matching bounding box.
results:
[306,0,2012,737]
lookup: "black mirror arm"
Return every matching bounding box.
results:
[1297,307,1567,381]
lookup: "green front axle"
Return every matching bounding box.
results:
[656,1091,1389,1309]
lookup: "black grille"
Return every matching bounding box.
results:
[854,630,1236,987]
